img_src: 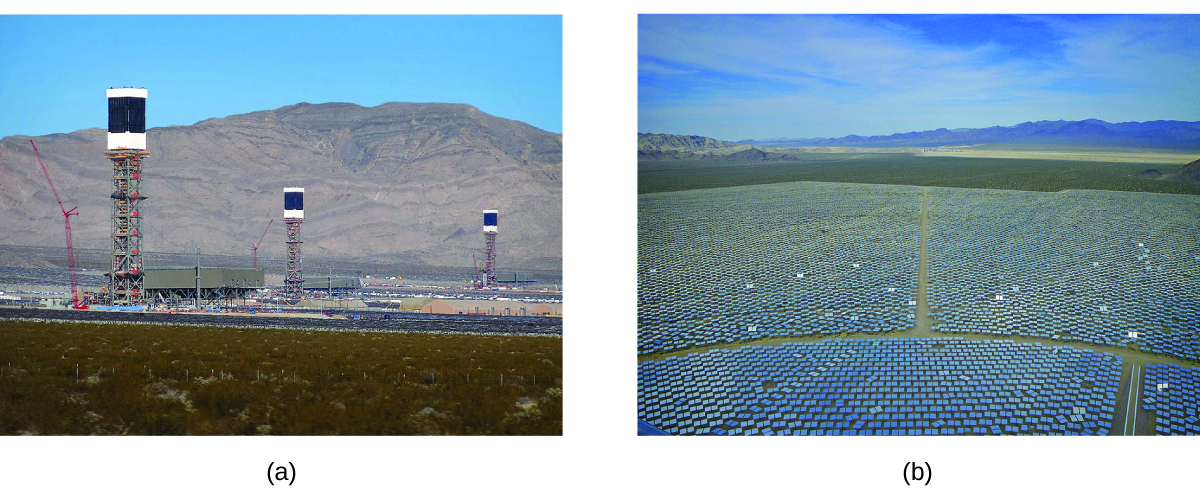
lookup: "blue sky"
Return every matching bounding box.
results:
[639,14,1200,141]
[0,15,562,138]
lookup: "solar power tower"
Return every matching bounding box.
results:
[284,188,304,298]
[105,88,149,305]
[482,209,499,288]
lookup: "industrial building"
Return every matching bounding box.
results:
[143,267,264,305]
[494,273,538,285]
[301,277,361,296]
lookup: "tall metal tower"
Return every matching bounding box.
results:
[482,209,498,288]
[105,88,149,306]
[283,187,304,298]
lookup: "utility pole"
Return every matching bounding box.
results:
[195,248,201,309]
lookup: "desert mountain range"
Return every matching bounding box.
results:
[640,119,1200,158]
[0,102,562,272]
[737,119,1200,149]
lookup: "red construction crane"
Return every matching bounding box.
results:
[250,218,273,269]
[31,140,86,309]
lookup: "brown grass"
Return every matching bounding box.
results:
[0,320,561,435]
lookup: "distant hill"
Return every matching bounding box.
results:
[1135,169,1163,179]
[722,148,799,161]
[637,147,799,161]
[0,102,562,271]
[737,119,1200,150]
[637,132,806,161]
[637,133,740,151]
[1160,158,1200,183]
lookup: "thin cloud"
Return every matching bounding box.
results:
[639,14,1200,141]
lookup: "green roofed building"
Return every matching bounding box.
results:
[143,267,265,304]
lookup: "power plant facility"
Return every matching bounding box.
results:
[20,87,558,315]
[144,267,265,306]
[105,87,149,305]
[480,209,499,288]
[284,187,304,298]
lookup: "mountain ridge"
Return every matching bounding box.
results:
[731,119,1200,149]
[0,102,562,271]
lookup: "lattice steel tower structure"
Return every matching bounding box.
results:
[105,88,149,305]
[283,188,304,298]
[482,209,498,288]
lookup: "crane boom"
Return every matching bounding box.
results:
[31,140,85,309]
[250,218,273,269]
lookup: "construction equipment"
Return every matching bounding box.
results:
[250,218,273,269]
[472,254,483,289]
[31,140,86,309]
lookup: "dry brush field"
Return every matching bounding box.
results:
[639,154,1200,195]
[0,320,561,435]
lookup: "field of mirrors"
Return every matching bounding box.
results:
[638,181,1199,436]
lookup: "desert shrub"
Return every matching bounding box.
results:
[192,380,258,418]
[0,320,561,435]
